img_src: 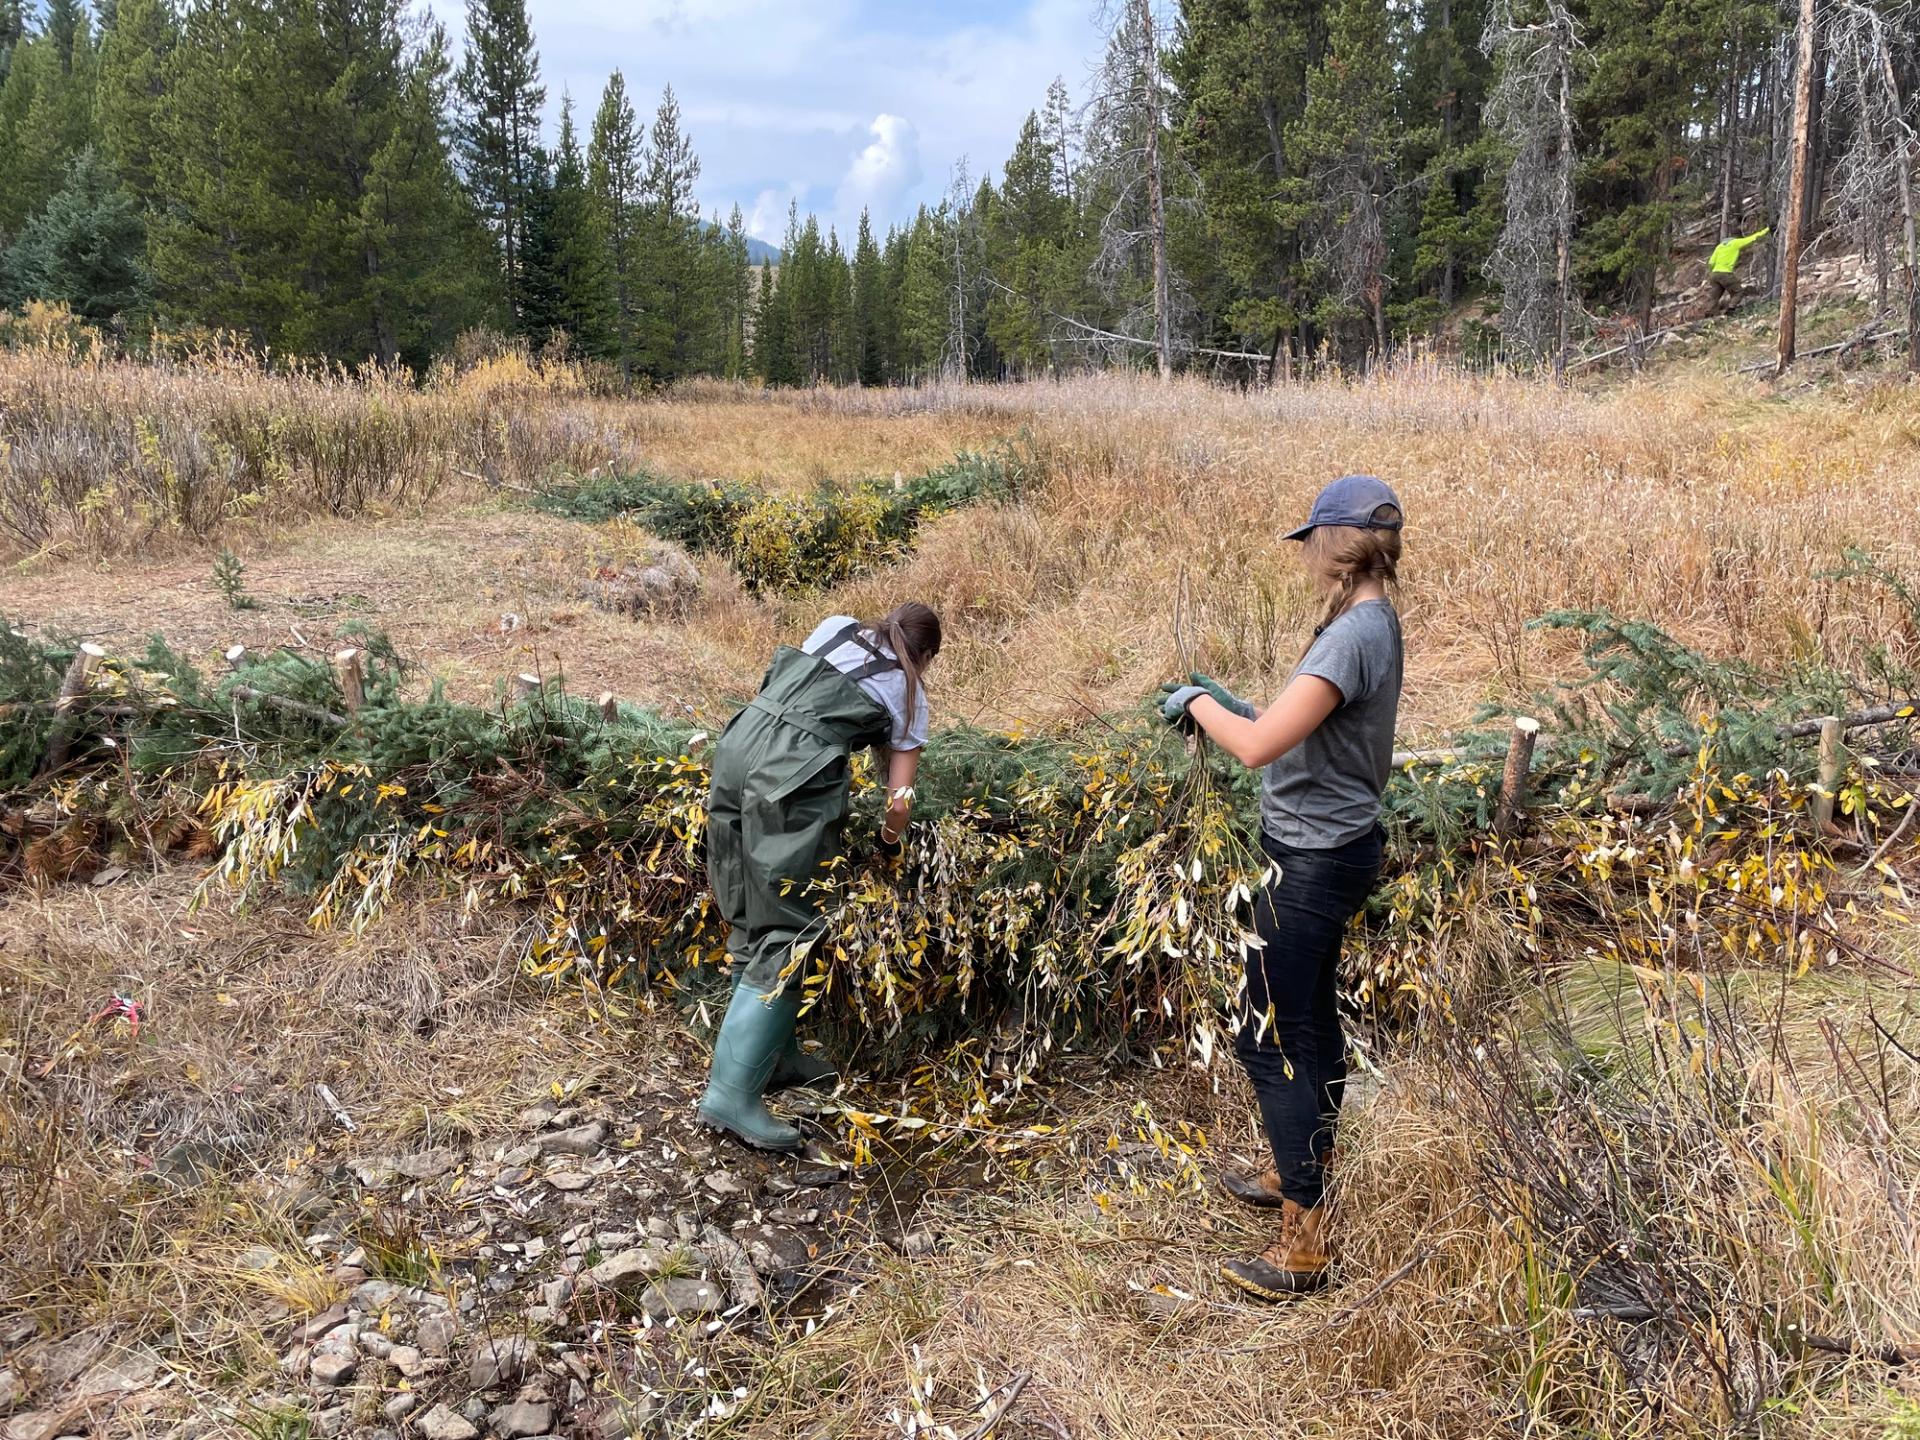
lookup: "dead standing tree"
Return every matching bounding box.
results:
[1778,0,1819,374]
[1482,0,1583,378]
[1828,0,1920,369]
[1086,0,1184,379]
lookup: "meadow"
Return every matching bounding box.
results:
[3,338,1920,1439]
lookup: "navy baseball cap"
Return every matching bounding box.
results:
[1284,474,1404,541]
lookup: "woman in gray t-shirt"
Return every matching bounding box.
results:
[1160,474,1405,1304]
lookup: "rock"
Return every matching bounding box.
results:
[580,546,700,620]
[703,1171,746,1198]
[358,1331,394,1361]
[497,1167,533,1190]
[538,1123,606,1157]
[591,1231,632,1250]
[489,1400,553,1439]
[294,1306,350,1344]
[350,1280,403,1314]
[540,1278,573,1312]
[154,1140,225,1187]
[386,1347,430,1379]
[418,1404,479,1440]
[71,1346,159,1399]
[643,1217,674,1241]
[584,1249,663,1299]
[516,1102,558,1130]
[792,1165,846,1188]
[309,1351,357,1387]
[236,1243,280,1272]
[37,1333,108,1389]
[467,1336,535,1391]
[0,1368,22,1411]
[545,1171,593,1193]
[462,1398,490,1424]
[328,1265,368,1289]
[701,1226,763,1308]
[351,1158,399,1189]
[501,1142,541,1168]
[899,1231,939,1258]
[586,1397,660,1440]
[2,1414,57,1440]
[395,1148,460,1182]
[640,1279,722,1321]
[310,1407,350,1437]
[383,1395,419,1424]
[522,1236,546,1261]
[415,1313,457,1358]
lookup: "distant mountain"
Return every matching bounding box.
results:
[704,221,781,265]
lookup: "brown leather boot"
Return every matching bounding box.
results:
[1219,1199,1330,1301]
[1220,1147,1334,1212]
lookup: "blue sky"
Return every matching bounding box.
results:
[432,0,1106,245]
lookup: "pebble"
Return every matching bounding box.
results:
[294,1305,350,1343]
[545,1171,593,1192]
[584,1249,663,1296]
[387,1346,428,1378]
[416,1312,457,1358]
[418,1403,479,1440]
[640,1278,723,1321]
[541,1278,574,1311]
[311,1407,350,1437]
[358,1331,394,1360]
[395,1148,460,1182]
[468,1335,535,1391]
[350,1279,403,1313]
[516,1103,557,1129]
[489,1399,554,1438]
[704,1170,747,1197]
[539,1122,607,1156]
[309,1350,357,1387]
[383,1394,420,1424]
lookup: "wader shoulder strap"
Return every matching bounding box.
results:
[805,621,901,683]
[743,695,841,747]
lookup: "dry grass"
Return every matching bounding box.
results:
[9,356,1918,743]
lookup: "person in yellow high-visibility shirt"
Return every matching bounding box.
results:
[1706,225,1771,311]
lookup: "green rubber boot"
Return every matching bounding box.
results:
[728,971,839,1092]
[698,983,807,1151]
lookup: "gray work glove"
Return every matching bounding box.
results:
[1159,684,1206,730]
[1161,673,1256,720]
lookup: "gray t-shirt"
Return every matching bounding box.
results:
[1260,599,1403,848]
[802,615,930,752]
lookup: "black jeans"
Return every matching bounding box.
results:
[1235,826,1383,1209]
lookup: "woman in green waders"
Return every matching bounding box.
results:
[698,602,942,1151]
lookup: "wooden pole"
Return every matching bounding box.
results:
[1812,714,1844,831]
[512,672,542,701]
[1777,0,1818,376]
[332,648,365,713]
[1870,14,1920,371]
[1494,716,1542,839]
[597,691,619,723]
[38,642,106,777]
[223,644,247,671]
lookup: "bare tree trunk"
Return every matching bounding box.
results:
[1138,0,1172,382]
[1553,31,1575,381]
[1718,32,1742,236]
[1872,16,1920,370]
[1778,0,1817,376]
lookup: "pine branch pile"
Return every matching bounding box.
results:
[2,584,1914,1108]
[531,440,1039,592]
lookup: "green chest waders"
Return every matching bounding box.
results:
[699,623,899,1150]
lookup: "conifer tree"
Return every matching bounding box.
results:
[0,6,100,235]
[2,147,147,320]
[455,0,545,325]
[94,0,174,205]
[637,83,701,378]
[537,94,612,354]
[588,70,644,380]
[722,203,751,377]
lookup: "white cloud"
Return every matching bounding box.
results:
[834,115,922,238]
[448,0,1104,238]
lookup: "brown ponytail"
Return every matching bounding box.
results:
[863,601,943,727]
[1303,523,1401,637]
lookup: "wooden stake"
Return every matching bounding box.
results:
[1812,714,1843,831]
[597,691,619,722]
[223,644,247,671]
[332,647,365,713]
[512,672,542,701]
[38,642,106,777]
[1494,716,1542,839]
[1777,0,1817,375]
